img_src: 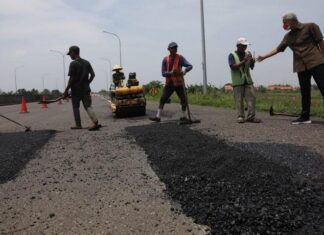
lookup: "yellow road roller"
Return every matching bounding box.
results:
[110,72,146,118]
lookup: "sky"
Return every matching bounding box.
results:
[0,0,324,92]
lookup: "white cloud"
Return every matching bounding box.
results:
[0,0,65,15]
[0,0,324,92]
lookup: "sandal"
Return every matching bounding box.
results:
[88,123,102,131]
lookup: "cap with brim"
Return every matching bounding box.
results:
[67,46,79,55]
[236,37,251,46]
[168,42,178,49]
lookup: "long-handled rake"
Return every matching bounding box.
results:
[269,105,299,117]
[0,114,31,132]
[180,77,201,125]
[38,95,71,105]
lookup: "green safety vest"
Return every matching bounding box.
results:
[230,52,253,86]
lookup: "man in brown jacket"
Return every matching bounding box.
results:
[257,12,324,124]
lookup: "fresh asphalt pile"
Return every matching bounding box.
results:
[127,123,324,234]
[0,130,55,184]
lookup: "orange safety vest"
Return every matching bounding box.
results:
[165,54,183,87]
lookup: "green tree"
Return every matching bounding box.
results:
[143,80,163,94]
[16,89,27,95]
[51,89,61,97]
[98,89,108,96]
[30,89,40,96]
[42,89,51,96]
[258,85,267,93]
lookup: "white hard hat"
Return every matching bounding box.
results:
[112,64,123,71]
[236,37,251,46]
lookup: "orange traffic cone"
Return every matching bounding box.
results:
[41,96,48,109]
[20,96,28,113]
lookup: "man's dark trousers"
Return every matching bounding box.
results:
[298,64,324,118]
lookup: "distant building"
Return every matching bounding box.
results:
[255,85,267,92]
[224,83,233,92]
[267,84,294,91]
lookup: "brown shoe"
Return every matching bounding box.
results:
[88,123,102,131]
[246,118,262,123]
[71,126,82,130]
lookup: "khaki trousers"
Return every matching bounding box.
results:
[233,85,256,120]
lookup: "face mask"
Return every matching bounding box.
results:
[283,22,290,30]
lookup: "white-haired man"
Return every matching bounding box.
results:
[257,12,324,124]
[229,37,261,123]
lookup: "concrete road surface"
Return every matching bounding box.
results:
[0,96,324,234]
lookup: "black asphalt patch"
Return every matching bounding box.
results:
[126,123,324,234]
[0,130,55,184]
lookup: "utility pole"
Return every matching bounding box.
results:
[200,0,208,95]
[50,50,66,90]
[100,57,112,92]
[42,73,49,91]
[14,65,24,93]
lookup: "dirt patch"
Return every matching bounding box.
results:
[0,130,55,183]
[127,123,324,234]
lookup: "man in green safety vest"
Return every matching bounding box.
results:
[228,37,261,123]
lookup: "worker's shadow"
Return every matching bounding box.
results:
[310,120,324,125]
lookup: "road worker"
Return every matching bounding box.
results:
[150,42,193,122]
[229,37,261,123]
[112,65,125,88]
[63,45,101,131]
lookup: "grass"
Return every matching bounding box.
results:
[145,89,324,117]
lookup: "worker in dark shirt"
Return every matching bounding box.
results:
[257,12,324,124]
[63,45,101,131]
